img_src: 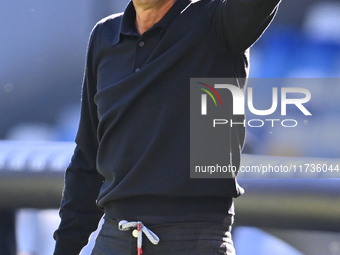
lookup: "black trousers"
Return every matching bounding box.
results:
[91,218,236,255]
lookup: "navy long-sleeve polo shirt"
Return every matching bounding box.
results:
[54,0,281,254]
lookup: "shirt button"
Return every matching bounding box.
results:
[135,68,141,73]
[138,41,145,47]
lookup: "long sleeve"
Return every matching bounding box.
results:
[53,26,104,255]
[212,0,281,53]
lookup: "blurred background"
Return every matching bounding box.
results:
[1,0,340,255]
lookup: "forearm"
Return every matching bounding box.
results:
[53,148,104,255]
[215,0,281,52]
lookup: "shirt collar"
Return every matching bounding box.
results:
[111,0,191,46]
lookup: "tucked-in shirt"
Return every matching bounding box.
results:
[53,0,281,254]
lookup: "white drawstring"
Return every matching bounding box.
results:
[118,220,160,255]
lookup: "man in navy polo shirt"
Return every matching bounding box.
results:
[54,0,281,254]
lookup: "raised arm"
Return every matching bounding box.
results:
[213,0,281,53]
[53,27,104,255]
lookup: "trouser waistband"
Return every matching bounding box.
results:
[91,218,236,255]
